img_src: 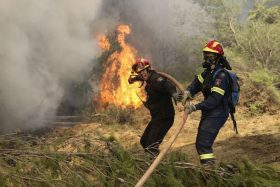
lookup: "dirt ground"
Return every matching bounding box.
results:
[171,110,280,168]
[55,106,280,169]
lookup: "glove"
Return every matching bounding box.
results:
[184,103,196,115]
[172,92,183,102]
[128,75,143,84]
[182,91,192,105]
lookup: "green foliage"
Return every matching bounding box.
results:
[239,69,280,115]
[236,22,280,69]
[195,0,243,46]
[91,143,280,187]
[250,69,275,86]
[0,134,280,186]
[217,1,280,113]
[83,135,91,152]
[236,1,280,70]
[0,174,7,187]
[248,1,280,24]
[195,0,279,74]
[249,69,280,105]
[232,160,280,187]
[249,101,265,114]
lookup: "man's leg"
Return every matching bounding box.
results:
[154,118,174,146]
[140,121,153,149]
[195,117,228,165]
[140,118,174,156]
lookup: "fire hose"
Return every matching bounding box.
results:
[135,72,189,187]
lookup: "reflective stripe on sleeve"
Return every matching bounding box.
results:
[211,86,225,95]
[197,74,204,84]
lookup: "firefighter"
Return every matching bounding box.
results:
[182,40,232,165]
[128,58,182,156]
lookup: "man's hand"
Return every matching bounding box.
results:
[184,103,196,115]
[128,75,143,84]
[182,91,192,105]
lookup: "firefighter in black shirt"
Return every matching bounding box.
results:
[128,58,182,156]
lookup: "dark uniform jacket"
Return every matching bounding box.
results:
[145,71,176,119]
[187,64,230,118]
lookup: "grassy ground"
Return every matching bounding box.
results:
[0,126,280,186]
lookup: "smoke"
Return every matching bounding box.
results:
[0,0,210,132]
[239,0,256,23]
[93,0,210,72]
[0,0,102,132]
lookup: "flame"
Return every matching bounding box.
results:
[97,34,110,51]
[97,25,143,109]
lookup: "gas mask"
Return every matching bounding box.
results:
[202,58,216,68]
[128,74,144,84]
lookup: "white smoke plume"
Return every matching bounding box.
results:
[0,0,210,132]
[0,0,102,132]
[94,0,210,70]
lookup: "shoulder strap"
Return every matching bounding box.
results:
[230,113,238,134]
[213,68,226,79]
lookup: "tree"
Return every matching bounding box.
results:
[236,1,280,70]
[195,0,244,47]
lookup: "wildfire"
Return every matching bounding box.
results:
[97,34,111,51]
[97,25,143,109]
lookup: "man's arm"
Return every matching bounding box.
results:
[153,77,177,96]
[187,72,205,97]
[195,72,228,111]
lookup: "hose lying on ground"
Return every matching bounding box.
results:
[135,72,189,187]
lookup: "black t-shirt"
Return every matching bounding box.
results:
[144,71,176,119]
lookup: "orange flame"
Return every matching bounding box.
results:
[98,25,143,109]
[97,34,111,51]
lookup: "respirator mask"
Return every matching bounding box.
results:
[202,53,218,69]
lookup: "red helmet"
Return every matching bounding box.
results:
[203,40,224,56]
[132,58,151,73]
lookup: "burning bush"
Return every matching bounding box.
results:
[96,25,144,110]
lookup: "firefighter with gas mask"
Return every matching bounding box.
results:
[182,40,232,165]
[128,58,182,156]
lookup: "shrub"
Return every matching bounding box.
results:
[250,69,275,86]
[82,105,136,125]
[236,2,280,70]
[249,69,280,105]
[268,86,280,104]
